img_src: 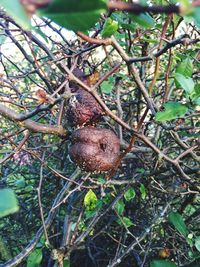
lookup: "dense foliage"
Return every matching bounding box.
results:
[0,0,199,267]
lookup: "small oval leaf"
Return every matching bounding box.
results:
[84,189,98,211]
[124,188,136,202]
[168,211,188,237]
[175,73,195,95]
[114,199,125,216]
[176,57,193,78]
[122,216,134,227]
[101,81,113,94]
[155,102,188,122]
[101,18,118,38]
[0,189,19,218]
[140,184,147,200]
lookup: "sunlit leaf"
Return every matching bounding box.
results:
[176,58,193,78]
[155,102,188,122]
[0,189,19,218]
[117,216,134,227]
[84,189,98,211]
[122,216,134,227]
[101,18,118,38]
[101,81,113,94]
[1,0,31,30]
[175,73,195,95]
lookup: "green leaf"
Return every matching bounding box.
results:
[84,189,98,211]
[0,0,31,30]
[121,23,136,32]
[115,199,125,216]
[193,7,200,28]
[195,236,200,252]
[24,185,33,192]
[124,188,136,202]
[97,177,106,184]
[142,37,159,44]
[130,13,155,28]
[155,102,188,122]
[15,179,25,188]
[63,259,70,267]
[150,259,178,267]
[117,216,134,228]
[101,18,118,38]
[38,0,107,32]
[101,81,113,94]
[175,73,195,95]
[0,189,19,218]
[122,216,134,227]
[186,235,194,247]
[168,211,188,237]
[139,184,147,200]
[176,58,193,78]
[85,209,97,219]
[191,83,200,105]
[27,249,43,267]
[112,12,136,32]
[102,193,112,204]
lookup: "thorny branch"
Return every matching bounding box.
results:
[0,8,199,267]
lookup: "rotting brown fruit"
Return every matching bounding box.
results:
[66,87,103,127]
[69,126,120,172]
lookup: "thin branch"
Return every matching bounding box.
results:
[148,14,172,95]
[107,202,171,267]
[37,152,50,246]
[108,1,180,14]
[0,103,67,136]
[128,34,190,63]
[110,36,157,114]
[76,31,112,45]
[0,169,81,267]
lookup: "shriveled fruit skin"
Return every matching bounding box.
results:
[66,88,103,127]
[69,127,120,172]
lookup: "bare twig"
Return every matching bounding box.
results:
[108,2,180,14]
[0,169,81,267]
